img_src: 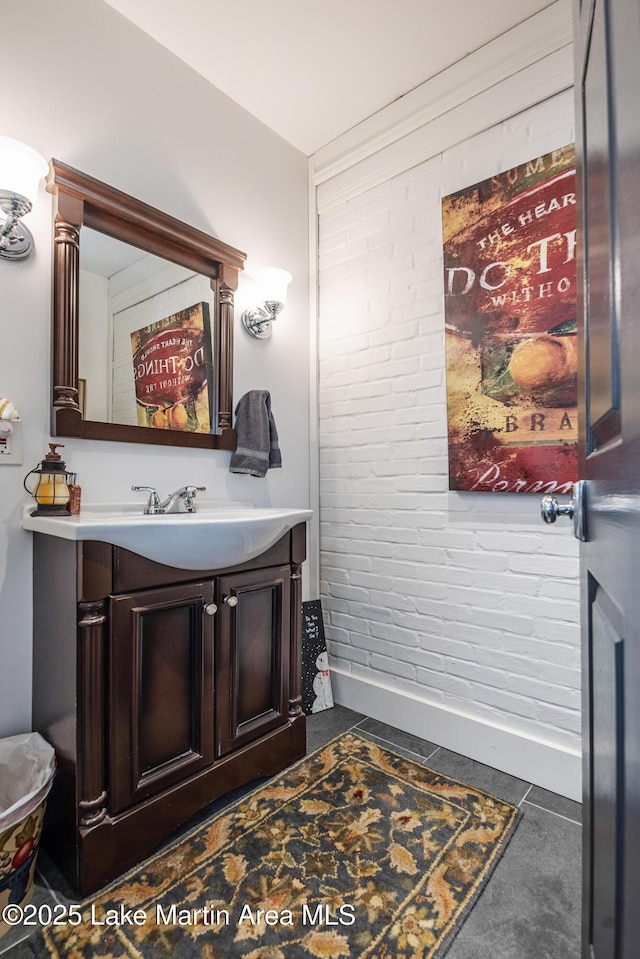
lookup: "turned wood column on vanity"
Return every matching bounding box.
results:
[77,599,108,827]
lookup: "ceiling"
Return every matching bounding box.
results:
[102,0,558,156]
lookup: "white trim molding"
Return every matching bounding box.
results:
[331,669,582,802]
[307,169,320,599]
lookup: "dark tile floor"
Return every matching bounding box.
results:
[1,704,582,958]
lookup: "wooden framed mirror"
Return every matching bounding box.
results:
[46,160,246,449]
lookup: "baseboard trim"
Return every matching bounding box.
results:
[331,668,582,802]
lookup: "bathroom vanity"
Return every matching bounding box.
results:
[27,160,312,895]
[28,515,308,895]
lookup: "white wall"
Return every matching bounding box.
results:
[311,1,582,799]
[0,0,310,736]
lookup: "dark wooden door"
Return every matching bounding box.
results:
[215,565,290,756]
[575,0,640,955]
[109,581,215,813]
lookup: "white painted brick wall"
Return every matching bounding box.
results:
[317,89,581,759]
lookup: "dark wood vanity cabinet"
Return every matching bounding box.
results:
[31,525,306,896]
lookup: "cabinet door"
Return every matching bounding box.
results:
[109,581,214,814]
[216,565,291,756]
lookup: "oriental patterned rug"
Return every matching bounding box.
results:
[34,733,520,959]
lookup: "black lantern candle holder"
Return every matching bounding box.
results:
[24,443,71,515]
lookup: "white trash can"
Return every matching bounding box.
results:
[0,733,55,937]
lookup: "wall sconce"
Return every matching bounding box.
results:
[0,136,48,261]
[242,267,292,339]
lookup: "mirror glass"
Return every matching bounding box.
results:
[79,229,217,433]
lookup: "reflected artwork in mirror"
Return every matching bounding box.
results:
[47,160,246,449]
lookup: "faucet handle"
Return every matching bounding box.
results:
[131,485,162,514]
[183,485,206,512]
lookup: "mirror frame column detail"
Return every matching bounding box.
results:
[52,201,82,417]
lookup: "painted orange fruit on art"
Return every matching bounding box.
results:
[508,334,577,390]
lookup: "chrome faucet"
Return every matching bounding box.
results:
[132,485,206,514]
[161,485,206,513]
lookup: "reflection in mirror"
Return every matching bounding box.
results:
[79,230,216,432]
[47,159,246,450]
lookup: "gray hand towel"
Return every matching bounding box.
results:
[229,390,282,477]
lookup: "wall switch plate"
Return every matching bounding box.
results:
[0,420,23,465]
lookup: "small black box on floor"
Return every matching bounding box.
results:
[301,600,334,715]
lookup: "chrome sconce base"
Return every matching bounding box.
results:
[0,191,35,260]
[240,269,292,340]
[241,300,283,339]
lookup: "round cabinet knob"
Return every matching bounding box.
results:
[223,595,239,607]
[203,603,218,616]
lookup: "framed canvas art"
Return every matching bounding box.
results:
[442,145,578,493]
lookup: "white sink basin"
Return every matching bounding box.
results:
[22,503,313,570]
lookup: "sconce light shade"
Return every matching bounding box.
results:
[0,136,48,261]
[242,267,292,339]
[0,137,48,205]
[259,267,293,305]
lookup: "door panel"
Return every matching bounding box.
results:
[138,604,194,771]
[216,565,290,756]
[110,581,214,813]
[588,579,625,956]
[235,585,280,722]
[575,0,640,956]
[582,0,620,448]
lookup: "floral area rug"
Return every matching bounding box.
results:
[34,732,520,958]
